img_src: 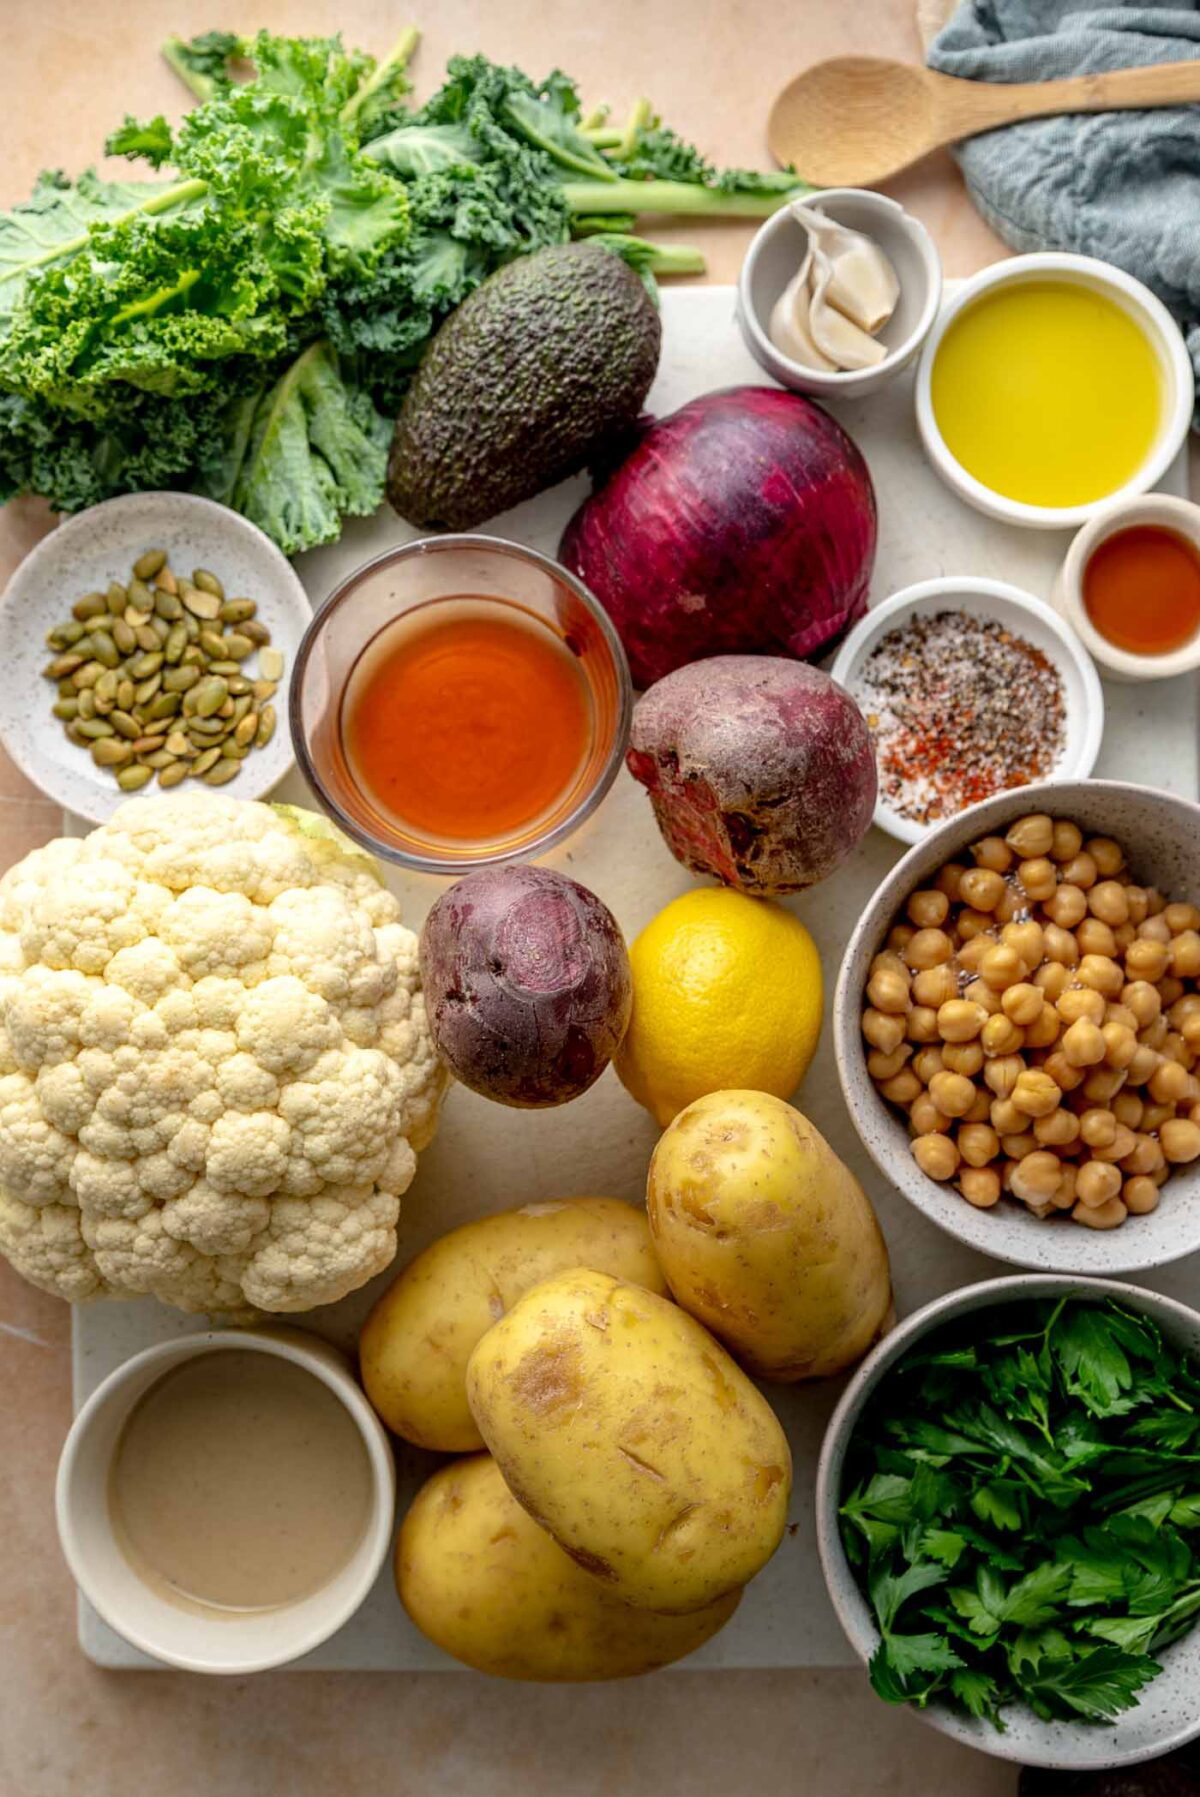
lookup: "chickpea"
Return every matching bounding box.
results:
[1054,1164,1079,1210]
[956,936,995,975]
[1023,1007,1062,1050]
[1102,1022,1138,1070]
[1060,852,1098,890]
[1113,1092,1145,1130]
[1171,932,1200,979]
[862,1008,906,1053]
[990,1095,1024,1135]
[910,1093,952,1136]
[1079,1107,1117,1149]
[1010,1150,1063,1202]
[1076,1159,1123,1208]
[943,1041,985,1077]
[1113,923,1136,954]
[1161,1118,1200,1164]
[1088,880,1130,926]
[963,977,1002,1016]
[1125,887,1149,926]
[1035,1108,1080,1148]
[1076,918,1118,959]
[1170,993,1200,1023]
[980,944,1024,991]
[1006,814,1054,858]
[1000,982,1043,1027]
[928,1070,976,1118]
[1141,1015,1170,1053]
[1145,888,1167,916]
[1033,962,1071,1002]
[956,867,1003,913]
[1001,919,1042,963]
[1077,954,1124,997]
[935,863,967,901]
[879,1068,922,1104]
[1082,1065,1127,1105]
[958,909,998,943]
[1043,884,1088,929]
[1121,1133,1165,1177]
[1086,837,1124,878]
[1092,1123,1138,1165]
[984,1054,1024,1098]
[1050,819,1083,862]
[1057,986,1106,1027]
[1140,1102,1175,1133]
[1166,902,1200,934]
[888,924,916,954]
[1182,1014,1200,1053]
[959,1166,1001,1207]
[958,1122,1000,1167]
[964,1089,993,1124]
[982,1013,1024,1057]
[1061,1017,1107,1067]
[912,1134,960,1181]
[1105,1001,1138,1031]
[1139,913,1172,944]
[1149,1058,1191,1105]
[1042,1050,1086,1093]
[1073,1195,1128,1230]
[908,1006,941,1044]
[1127,1044,1162,1086]
[1122,981,1162,1029]
[913,964,958,1008]
[1017,857,1058,903]
[1001,1131,1038,1160]
[1160,976,1186,1008]
[971,834,1012,872]
[866,969,910,1015]
[1011,1068,1062,1118]
[937,998,987,1043]
[1123,1176,1160,1215]
[911,1046,945,1085]
[904,929,954,971]
[1043,923,1080,967]
[1162,1032,1194,1072]
[1125,937,1170,982]
[993,887,1020,927]
[907,888,949,928]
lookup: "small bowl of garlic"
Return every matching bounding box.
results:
[738,188,941,400]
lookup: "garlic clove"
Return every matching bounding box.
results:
[768,265,837,372]
[807,245,888,369]
[789,202,900,335]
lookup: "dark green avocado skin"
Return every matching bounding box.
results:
[386,241,662,531]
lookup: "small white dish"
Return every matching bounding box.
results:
[737,189,942,399]
[830,576,1104,846]
[1052,493,1200,683]
[915,252,1194,532]
[56,1328,395,1674]
[816,1274,1200,1770]
[0,492,310,824]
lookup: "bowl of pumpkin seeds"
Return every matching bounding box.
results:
[0,492,310,822]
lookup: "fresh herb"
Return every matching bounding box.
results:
[840,1299,1200,1730]
[0,28,805,555]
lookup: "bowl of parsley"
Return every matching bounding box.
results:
[816,1274,1200,1769]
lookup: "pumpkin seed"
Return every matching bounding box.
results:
[220,599,256,625]
[155,590,183,621]
[131,735,166,754]
[133,624,162,653]
[228,677,250,697]
[240,619,271,646]
[72,662,104,690]
[217,697,235,719]
[116,679,135,711]
[77,718,114,740]
[221,633,255,661]
[123,605,145,628]
[47,622,82,649]
[182,586,221,621]
[92,738,133,768]
[57,679,76,699]
[130,651,163,678]
[127,578,155,613]
[221,737,248,759]
[155,565,178,596]
[252,680,277,703]
[258,648,284,682]
[111,712,141,740]
[188,718,228,740]
[116,763,154,791]
[66,723,88,746]
[140,749,176,769]
[192,568,225,599]
[106,583,128,615]
[183,613,201,641]
[208,660,240,677]
[87,632,120,669]
[255,706,276,749]
[198,629,228,660]
[164,624,188,664]
[193,676,229,718]
[232,694,253,723]
[190,746,222,776]
[134,674,162,705]
[157,762,188,788]
[77,689,97,720]
[133,548,167,581]
[46,653,83,678]
[164,666,201,692]
[95,669,120,705]
[203,758,242,785]
[72,591,108,621]
[112,619,137,654]
[165,732,193,757]
[145,692,181,722]
[52,699,80,721]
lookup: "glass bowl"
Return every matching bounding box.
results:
[290,535,632,874]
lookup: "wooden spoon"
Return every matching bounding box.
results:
[768,54,1200,188]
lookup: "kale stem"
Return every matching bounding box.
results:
[615,97,653,159]
[18,178,209,275]
[341,26,421,128]
[562,178,805,218]
[161,36,220,103]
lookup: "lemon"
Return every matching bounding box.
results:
[615,887,823,1127]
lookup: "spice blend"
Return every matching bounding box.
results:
[853,610,1066,825]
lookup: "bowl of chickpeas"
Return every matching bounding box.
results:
[834,779,1200,1273]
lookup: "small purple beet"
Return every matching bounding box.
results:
[625,655,877,896]
[419,865,632,1108]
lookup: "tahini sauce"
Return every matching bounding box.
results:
[109,1350,374,1612]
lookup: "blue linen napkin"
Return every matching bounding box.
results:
[927,2,1200,415]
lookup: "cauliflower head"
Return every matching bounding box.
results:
[0,796,448,1317]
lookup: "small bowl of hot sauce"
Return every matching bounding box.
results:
[291,536,632,873]
[1055,495,1200,683]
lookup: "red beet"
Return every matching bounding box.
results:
[558,386,876,689]
[419,865,632,1108]
[626,655,877,895]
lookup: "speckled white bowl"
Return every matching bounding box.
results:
[816,1274,1200,1770]
[0,493,310,823]
[834,779,1200,1275]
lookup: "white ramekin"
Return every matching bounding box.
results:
[56,1327,396,1674]
[737,189,942,400]
[1051,493,1200,682]
[915,252,1194,531]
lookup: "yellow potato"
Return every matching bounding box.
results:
[647,1090,893,1381]
[359,1197,666,1450]
[398,1454,741,1680]
[465,1267,791,1614]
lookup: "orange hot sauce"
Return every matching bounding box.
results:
[1082,525,1200,656]
[341,603,590,841]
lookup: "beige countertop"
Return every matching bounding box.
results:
[0,4,1178,1793]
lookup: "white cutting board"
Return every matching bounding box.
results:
[72,286,1198,1670]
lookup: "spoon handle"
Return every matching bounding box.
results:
[948,58,1200,136]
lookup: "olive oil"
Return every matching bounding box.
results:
[931,281,1163,508]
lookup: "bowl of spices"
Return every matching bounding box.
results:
[1053,494,1200,683]
[831,577,1103,846]
[56,1328,395,1673]
[291,534,632,874]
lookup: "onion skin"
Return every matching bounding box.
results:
[558,386,876,689]
[419,866,632,1108]
[626,655,877,895]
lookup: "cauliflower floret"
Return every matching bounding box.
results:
[0,799,448,1317]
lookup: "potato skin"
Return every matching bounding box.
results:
[360,1198,667,1451]
[465,1267,792,1614]
[647,1090,893,1382]
[398,1455,740,1679]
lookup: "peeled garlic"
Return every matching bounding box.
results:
[766,201,900,374]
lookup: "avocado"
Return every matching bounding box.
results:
[386,241,661,531]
